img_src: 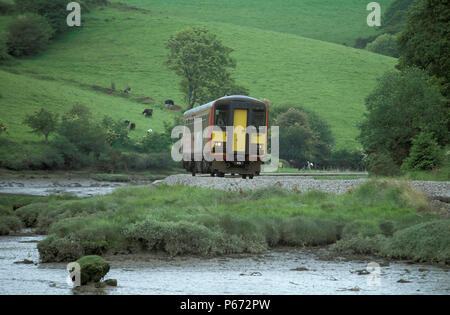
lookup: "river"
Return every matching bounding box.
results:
[0,232,448,295]
[0,177,449,295]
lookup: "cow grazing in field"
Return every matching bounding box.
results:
[147,128,153,136]
[142,109,153,117]
[130,123,136,130]
[124,120,130,125]
[165,99,174,105]
[124,87,131,94]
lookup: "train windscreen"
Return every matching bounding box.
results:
[252,108,266,130]
[214,105,229,128]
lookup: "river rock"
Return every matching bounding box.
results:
[76,255,110,285]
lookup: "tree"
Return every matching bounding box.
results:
[398,0,450,97]
[366,34,399,58]
[275,108,319,168]
[15,0,68,35]
[23,108,58,142]
[165,27,246,108]
[6,14,53,56]
[358,67,448,166]
[402,131,442,170]
[382,0,420,34]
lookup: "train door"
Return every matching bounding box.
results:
[233,109,247,153]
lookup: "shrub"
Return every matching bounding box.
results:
[332,235,386,255]
[37,235,84,262]
[384,220,450,264]
[15,202,47,228]
[0,215,22,233]
[367,152,399,176]
[366,33,399,57]
[6,14,54,56]
[354,35,378,49]
[402,131,443,171]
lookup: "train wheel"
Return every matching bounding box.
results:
[242,174,247,179]
[210,173,215,177]
[192,172,196,176]
[249,175,254,179]
[218,172,225,177]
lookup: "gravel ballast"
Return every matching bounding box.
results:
[161,174,450,199]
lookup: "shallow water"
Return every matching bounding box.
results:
[0,233,449,295]
[0,178,128,197]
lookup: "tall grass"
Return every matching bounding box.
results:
[14,180,445,263]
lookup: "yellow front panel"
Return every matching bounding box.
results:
[233,109,247,152]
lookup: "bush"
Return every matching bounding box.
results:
[366,33,399,57]
[37,235,84,262]
[0,215,22,233]
[15,202,46,228]
[367,152,400,176]
[354,35,378,49]
[402,132,443,171]
[384,220,450,264]
[6,14,53,56]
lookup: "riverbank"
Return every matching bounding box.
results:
[0,180,447,265]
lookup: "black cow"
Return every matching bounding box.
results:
[130,122,136,130]
[124,120,130,125]
[165,99,174,105]
[142,109,153,117]
[124,87,131,94]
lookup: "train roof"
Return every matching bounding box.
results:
[183,95,264,117]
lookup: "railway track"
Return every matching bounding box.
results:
[196,172,368,178]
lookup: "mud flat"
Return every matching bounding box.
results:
[0,233,448,295]
[0,178,127,197]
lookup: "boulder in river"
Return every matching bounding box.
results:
[76,255,110,285]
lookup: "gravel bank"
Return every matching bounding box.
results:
[161,174,450,199]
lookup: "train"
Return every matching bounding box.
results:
[182,95,269,179]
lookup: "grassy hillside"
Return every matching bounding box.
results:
[0,3,396,149]
[115,0,393,45]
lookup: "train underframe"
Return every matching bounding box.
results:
[183,159,263,179]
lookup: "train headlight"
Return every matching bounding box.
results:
[213,142,226,153]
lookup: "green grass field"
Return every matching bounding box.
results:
[0,2,396,149]
[115,0,393,45]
